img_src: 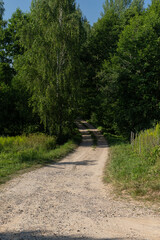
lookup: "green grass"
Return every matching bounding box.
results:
[98,128,127,146]
[88,131,97,147]
[103,127,160,202]
[81,122,98,147]
[0,132,81,185]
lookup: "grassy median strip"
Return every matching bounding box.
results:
[88,131,97,147]
[0,132,81,185]
[103,129,160,202]
[81,122,98,147]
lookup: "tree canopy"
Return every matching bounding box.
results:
[14,0,86,141]
[1,0,160,140]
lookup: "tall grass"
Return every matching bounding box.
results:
[0,134,56,153]
[0,132,81,185]
[131,124,160,165]
[104,125,160,201]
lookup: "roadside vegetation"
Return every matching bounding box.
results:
[88,131,97,147]
[1,0,160,201]
[81,122,98,147]
[0,130,81,185]
[103,124,160,202]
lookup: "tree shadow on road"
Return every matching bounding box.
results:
[0,231,131,240]
[48,160,97,169]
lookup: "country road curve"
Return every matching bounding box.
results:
[0,121,160,240]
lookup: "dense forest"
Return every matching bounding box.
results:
[1,0,160,141]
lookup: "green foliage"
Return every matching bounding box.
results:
[1,0,160,149]
[88,131,97,147]
[0,9,26,65]
[81,0,145,125]
[0,132,80,184]
[103,0,132,15]
[15,0,85,141]
[0,7,39,136]
[131,123,160,165]
[98,127,127,146]
[99,1,160,137]
[0,134,56,153]
[104,125,160,200]
[80,9,122,119]
[3,9,27,60]
[0,0,4,20]
[0,1,6,63]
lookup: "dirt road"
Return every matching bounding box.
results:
[0,122,160,240]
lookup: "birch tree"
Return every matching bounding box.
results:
[15,0,85,141]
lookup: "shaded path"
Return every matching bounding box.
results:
[0,122,160,240]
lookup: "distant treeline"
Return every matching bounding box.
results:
[0,0,160,141]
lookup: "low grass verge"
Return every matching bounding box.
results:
[103,129,160,202]
[0,131,81,185]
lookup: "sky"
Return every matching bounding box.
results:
[3,0,152,26]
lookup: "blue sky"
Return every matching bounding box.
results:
[3,0,152,25]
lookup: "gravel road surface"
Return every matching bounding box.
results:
[0,121,160,240]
